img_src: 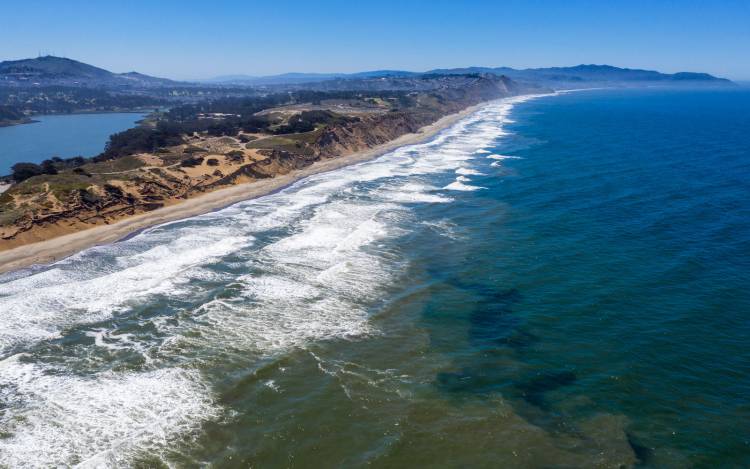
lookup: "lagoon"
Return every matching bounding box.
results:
[0,112,146,175]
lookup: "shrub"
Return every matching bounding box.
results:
[40,160,58,175]
[103,184,124,196]
[225,150,245,163]
[79,188,101,205]
[180,156,204,167]
[11,163,44,182]
[65,156,86,167]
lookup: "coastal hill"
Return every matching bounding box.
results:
[0,56,262,123]
[0,56,176,88]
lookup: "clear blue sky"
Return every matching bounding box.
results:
[2,0,748,80]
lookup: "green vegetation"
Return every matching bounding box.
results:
[0,190,14,207]
[11,163,52,182]
[183,146,208,154]
[272,110,358,134]
[10,172,92,204]
[82,155,146,173]
[89,93,374,163]
[0,105,25,122]
[0,205,23,226]
[246,135,297,148]
[10,155,94,182]
[245,127,324,156]
[97,125,184,161]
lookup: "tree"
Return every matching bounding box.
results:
[40,160,58,175]
[11,163,44,182]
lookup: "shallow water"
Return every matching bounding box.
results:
[0,89,748,467]
[0,112,146,174]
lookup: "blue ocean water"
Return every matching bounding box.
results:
[423,88,750,466]
[0,112,146,175]
[0,89,747,466]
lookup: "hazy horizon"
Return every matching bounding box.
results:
[1,0,748,81]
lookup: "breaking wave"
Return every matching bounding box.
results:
[0,94,540,466]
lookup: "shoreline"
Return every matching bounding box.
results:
[0,109,152,129]
[0,102,485,275]
[0,118,38,128]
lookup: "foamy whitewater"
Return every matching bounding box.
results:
[0,95,541,466]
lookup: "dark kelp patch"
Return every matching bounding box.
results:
[516,370,577,407]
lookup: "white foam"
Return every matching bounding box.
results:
[444,180,485,191]
[487,154,521,160]
[380,190,452,203]
[86,328,140,352]
[0,93,553,464]
[0,227,250,354]
[153,199,403,357]
[0,356,217,467]
[264,380,281,392]
[376,181,453,204]
[0,95,542,358]
[456,167,485,176]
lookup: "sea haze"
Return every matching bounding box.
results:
[0,88,748,466]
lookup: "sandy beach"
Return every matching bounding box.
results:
[0,103,482,275]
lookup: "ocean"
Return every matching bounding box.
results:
[0,88,748,467]
[0,112,147,175]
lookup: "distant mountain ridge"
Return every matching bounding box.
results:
[0,56,734,89]
[206,64,733,87]
[427,64,734,86]
[201,70,421,85]
[0,56,176,87]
